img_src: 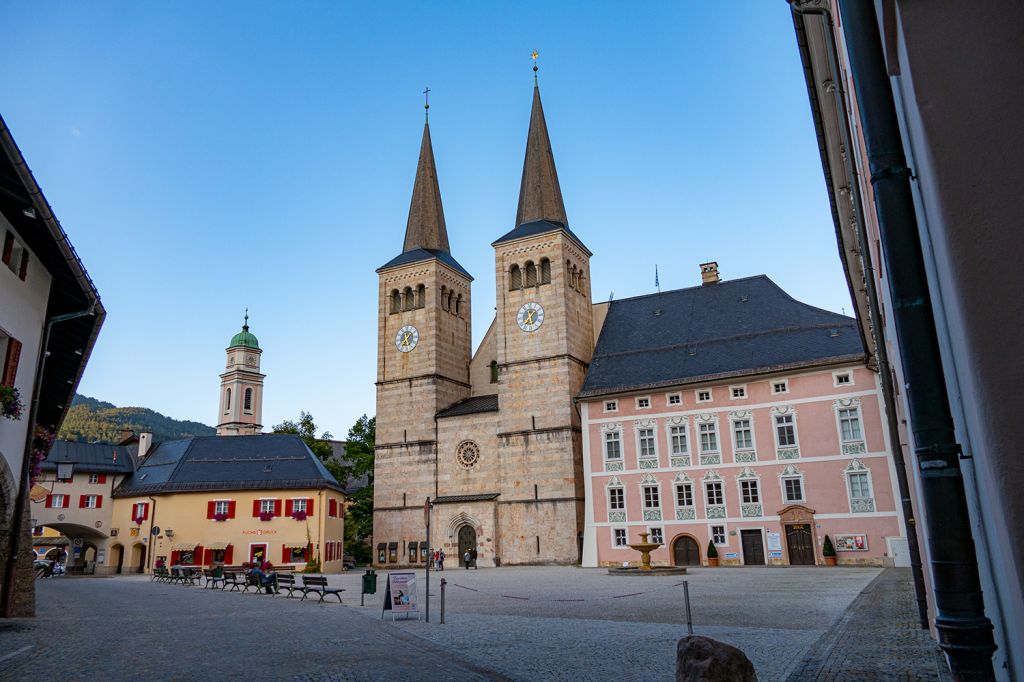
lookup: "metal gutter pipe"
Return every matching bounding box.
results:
[835,1,996,677]
[788,0,928,629]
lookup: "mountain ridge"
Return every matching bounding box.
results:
[58,393,216,444]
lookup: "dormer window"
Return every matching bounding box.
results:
[636,397,651,409]
[696,389,712,403]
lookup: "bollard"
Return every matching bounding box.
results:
[683,580,693,635]
[440,578,446,624]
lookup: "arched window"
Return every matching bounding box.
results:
[525,261,538,287]
[510,265,522,290]
[244,388,253,412]
[455,293,463,317]
[576,270,585,291]
[225,388,231,413]
[540,258,551,284]
[447,290,455,312]
[403,286,414,311]
[440,286,449,310]
[416,284,426,309]
[390,290,401,314]
[489,360,498,384]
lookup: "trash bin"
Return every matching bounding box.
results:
[362,569,377,594]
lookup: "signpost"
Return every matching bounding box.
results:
[424,497,432,623]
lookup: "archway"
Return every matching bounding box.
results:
[131,543,147,574]
[671,534,701,566]
[457,525,477,567]
[110,544,124,574]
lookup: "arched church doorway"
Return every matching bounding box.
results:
[132,543,147,573]
[457,525,477,567]
[110,544,124,574]
[672,535,701,566]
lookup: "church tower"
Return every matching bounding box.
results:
[216,313,265,436]
[491,76,594,563]
[374,115,473,543]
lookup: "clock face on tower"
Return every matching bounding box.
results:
[395,325,419,353]
[517,302,545,333]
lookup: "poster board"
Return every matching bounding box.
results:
[766,532,782,551]
[834,534,868,551]
[381,572,419,621]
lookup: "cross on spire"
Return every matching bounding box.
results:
[423,87,431,120]
[532,50,539,84]
[243,308,249,331]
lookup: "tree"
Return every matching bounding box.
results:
[344,415,375,562]
[271,411,344,482]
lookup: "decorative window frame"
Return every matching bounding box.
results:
[736,467,763,518]
[728,410,757,463]
[606,476,627,523]
[635,419,659,469]
[844,459,876,513]
[771,405,801,460]
[833,397,867,455]
[648,526,665,545]
[259,498,276,515]
[673,472,696,521]
[665,416,690,467]
[666,392,682,407]
[771,378,790,395]
[695,414,721,465]
[635,396,652,410]
[702,470,727,519]
[695,388,713,403]
[709,524,728,547]
[832,370,855,387]
[729,384,748,400]
[778,463,806,504]
[603,400,618,413]
[639,473,663,521]
[601,423,624,472]
[612,527,629,549]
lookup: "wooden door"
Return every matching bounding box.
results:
[672,536,701,566]
[740,530,765,565]
[250,543,267,564]
[786,524,815,565]
[457,525,476,566]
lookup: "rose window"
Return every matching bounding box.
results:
[456,441,480,469]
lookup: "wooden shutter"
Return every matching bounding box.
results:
[1,232,12,265]
[45,495,53,508]
[207,501,216,519]
[18,250,29,280]
[273,499,282,517]
[252,500,261,517]
[95,495,103,508]
[171,551,180,565]
[194,546,204,566]
[282,545,290,563]
[328,499,336,517]
[2,338,21,387]
[62,496,69,508]
[306,499,314,516]
[227,501,236,519]
[79,495,87,508]
[97,475,106,484]
[203,548,213,565]
[224,545,234,565]
[142,503,149,520]
[284,499,293,516]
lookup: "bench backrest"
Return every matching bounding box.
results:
[223,571,237,580]
[277,575,296,585]
[301,575,327,587]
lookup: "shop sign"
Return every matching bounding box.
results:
[242,529,278,536]
[834,534,868,551]
[724,552,738,559]
[768,551,783,558]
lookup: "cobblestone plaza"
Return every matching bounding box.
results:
[0,566,948,680]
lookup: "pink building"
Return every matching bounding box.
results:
[580,268,904,567]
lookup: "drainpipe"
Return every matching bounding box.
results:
[788,0,928,630]
[147,496,158,574]
[835,1,996,677]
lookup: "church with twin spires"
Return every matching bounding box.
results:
[374,79,594,566]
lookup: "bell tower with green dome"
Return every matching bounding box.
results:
[216,311,265,436]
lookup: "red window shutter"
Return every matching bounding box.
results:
[273,499,282,517]
[203,548,213,565]
[224,545,234,565]
[227,501,236,519]
[1,232,12,265]
[18,250,29,280]
[97,475,107,484]
[282,545,290,563]
[2,339,21,387]
[79,495,86,508]
[193,546,204,566]
[63,496,70,508]
[207,501,216,519]
[284,499,293,517]
[96,495,103,508]
[143,503,150,520]
[252,500,261,517]
[171,551,180,565]
[306,499,314,516]
[45,495,52,508]
[328,499,336,517]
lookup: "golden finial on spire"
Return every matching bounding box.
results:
[423,87,431,121]
[531,50,539,84]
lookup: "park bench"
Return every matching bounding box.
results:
[300,575,345,604]
[152,567,169,582]
[276,574,302,598]
[242,572,278,595]
[222,571,246,592]
[203,568,226,589]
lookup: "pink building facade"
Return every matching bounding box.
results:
[579,274,905,567]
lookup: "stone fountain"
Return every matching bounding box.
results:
[607,531,688,576]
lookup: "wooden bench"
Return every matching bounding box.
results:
[300,575,345,603]
[152,567,170,583]
[275,574,302,598]
[222,571,246,592]
[203,569,226,589]
[243,572,279,595]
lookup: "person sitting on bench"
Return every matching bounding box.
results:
[250,560,278,594]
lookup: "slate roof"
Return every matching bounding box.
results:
[434,493,500,503]
[112,434,343,497]
[579,275,865,398]
[491,219,592,256]
[377,247,472,279]
[436,394,499,419]
[41,441,136,474]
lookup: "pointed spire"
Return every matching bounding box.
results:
[515,81,568,227]
[403,120,450,253]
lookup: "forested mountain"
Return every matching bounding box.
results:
[58,394,215,444]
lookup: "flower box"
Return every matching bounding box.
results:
[291,510,308,521]
[212,513,229,522]
[258,511,275,522]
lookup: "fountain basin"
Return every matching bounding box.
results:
[607,565,688,576]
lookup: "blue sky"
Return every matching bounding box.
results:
[0,2,848,437]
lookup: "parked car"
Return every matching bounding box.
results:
[343,554,357,570]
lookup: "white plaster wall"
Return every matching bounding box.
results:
[0,213,53,492]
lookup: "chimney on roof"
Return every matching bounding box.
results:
[700,261,720,286]
[138,432,153,460]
